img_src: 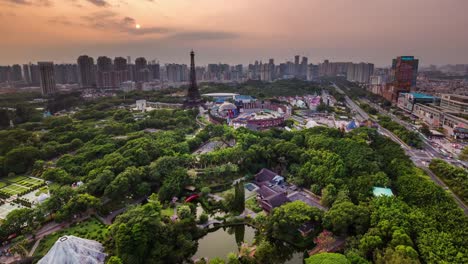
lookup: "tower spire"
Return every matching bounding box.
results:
[184,50,202,108]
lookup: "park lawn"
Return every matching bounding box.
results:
[34,217,109,258]
[0,181,7,189]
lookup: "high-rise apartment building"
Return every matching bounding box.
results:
[166,64,188,82]
[97,56,114,88]
[148,63,160,80]
[135,57,150,82]
[23,64,31,84]
[38,62,57,95]
[300,57,308,79]
[77,55,96,88]
[11,64,23,82]
[54,64,78,84]
[114,57,129,86]
[29,64,40,86]
[346,62,374,83]
[0,66,11,83]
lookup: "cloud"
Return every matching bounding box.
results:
[78,12,170,36]
[85,0,108,7]
[45,9,238,40]
[168,31,240,41]
[48,16,83,26]
[1,0,51,6]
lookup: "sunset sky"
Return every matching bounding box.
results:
[1,0,468,66]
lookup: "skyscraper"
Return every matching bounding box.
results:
[383,56,419,102]
[294,55,300,76]
[29,64,40,86]
[184,50,202,107]
[135,57,149,82]
[77,55,96,88]
[300,57,308,79]
[38,62,57,95]
[11,64,23,82]
[148,63,160,80]
[23,64,31,84]
[391,56,419,88]
[97,56,114,88]
[346,62,374,83]
[114,57,129,86]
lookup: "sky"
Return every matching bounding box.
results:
[1,0,468,66]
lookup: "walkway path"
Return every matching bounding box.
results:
[28,238,42,257]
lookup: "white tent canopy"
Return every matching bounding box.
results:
[38,235,107,264]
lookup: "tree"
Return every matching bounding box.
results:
[321,184,337,207]
[305,253,349,264]
[314,230,336,252]
[158,168,190,201]
[198,213,208,224]
[55,193,99,221]
[107,256,124,264]
[359,235,383,259]
[227,252,241,264]
[460,146,468,161]
[4,146,42,174]
[201,187,211,197]
[2,208,36,235]
[9,238,29,257]
[105,166,144,199]
[209,258,225,264]
[42,168,74,184]
[265,201,323,238]
[177,205,192,219]
[298,150,345,188]
[419,124,431,136]
[323,201,369,235]
[255,240,279,264]
[232,182,245,214]
[375,246,420,264]
[0,109,10,128]
[109,203,197,264]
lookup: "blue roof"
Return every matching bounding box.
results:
[234,95,255,100]
[401,92,435,100]
[346,120,358,130]
[373,187,394,197]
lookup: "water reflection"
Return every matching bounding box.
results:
[193,225,303,264]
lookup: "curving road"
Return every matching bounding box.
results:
[332,83,468,215]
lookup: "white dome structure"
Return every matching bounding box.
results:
[37,193,50,204]
[218,102,237,113]
[38,236,107,264]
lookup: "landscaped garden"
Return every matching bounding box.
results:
[34,217,109,258]
[0,176,46,197]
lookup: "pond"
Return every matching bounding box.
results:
[193,225,304,263]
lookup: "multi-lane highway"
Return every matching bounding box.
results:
[332,83,468,214]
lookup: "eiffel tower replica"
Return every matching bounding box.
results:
[184,50,203,108]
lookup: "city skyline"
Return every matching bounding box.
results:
[1,0,468,66]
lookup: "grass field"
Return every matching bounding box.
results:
[0,184,29,196]
[0,176,45,197]
[16,177,44,188]
[34,217,109,257]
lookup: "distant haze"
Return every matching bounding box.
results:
[1,0,467,66]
